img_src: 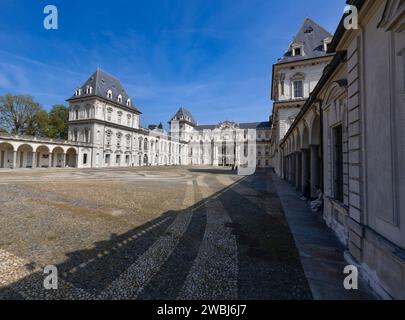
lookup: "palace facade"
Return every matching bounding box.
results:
[0,69,271,170]
[270,0,405,299]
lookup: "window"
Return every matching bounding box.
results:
[125,155,130,164]
[86,106,91,118]
[84,129,90,143]
[75,108,79,120]
[105,154,110,165]
[86,86,92,94]
[293,47,301,56]
[116,154,120,164]
[127,114,131,126]
[126,134,131,149]
[75,88,81,96]
[126,99,131,107]
[333,125,344,202]
[107,108,112,121]
[107,90,112,99]
[293,80,303,98]
[106,130,112,146]
[117,111,122,124]
[74,130,78,142]
[83,154,88,165]
[117,94,122,103]
[116,132,122,147]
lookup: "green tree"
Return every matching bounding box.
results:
[25,109,50,137]
[0,93,43,135]
[48,104,69,140]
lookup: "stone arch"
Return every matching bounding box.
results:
[52,146,65,167]
[35,145,51,168]
[301,121,310,149]
[310,115,321,146]
[66,148,77,167]
[0,142,15,168]
[16,144,34,168]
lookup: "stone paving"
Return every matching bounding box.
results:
[0,166,374,299]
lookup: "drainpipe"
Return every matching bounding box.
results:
[319,100,324,194]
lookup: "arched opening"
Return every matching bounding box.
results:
[16,144,34,168]
[36,145,51,168]
[0,142,15,168]
[143,154,148,165]
[66,148,77,168]
[52,147,65,167]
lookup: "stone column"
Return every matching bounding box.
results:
[48,153,52,168]
[63,153,66,167]
[295,152,301,189]
[32,152,37,168]
[12,151,17,169]
[310,145,320,198]
[301,149,309,194]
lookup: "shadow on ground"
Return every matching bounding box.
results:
[0,170,312,300]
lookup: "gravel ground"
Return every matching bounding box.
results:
[0,166,312,299]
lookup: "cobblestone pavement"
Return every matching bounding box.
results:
[0,166,369,299]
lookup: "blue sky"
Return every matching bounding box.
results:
[0,0,343,128]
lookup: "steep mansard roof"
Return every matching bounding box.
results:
[69,68,140,112]
[276,18,333,64]
[171,107,197,125]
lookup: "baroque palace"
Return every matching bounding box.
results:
[269,0,404,299]
[0,69,271,170]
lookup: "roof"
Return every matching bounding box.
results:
[239,122,270,129]
[196,121,270,131]
[171,107,197,125]
[69,68,140,112]
[276,18,332,64]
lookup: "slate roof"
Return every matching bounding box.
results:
[69,68,140,112]
[171,107,197,125]
[195,122,270,130]
[276,18,333,64]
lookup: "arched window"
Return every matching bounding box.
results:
[84,129,90,143]
[127,114,131,126]
[117,111,122,124]
[75,108,79,120]
[117,94,122,103]
[107,90,113,99]
[126,99,131,107]
[139,137,143,150]
[75,88,81,96]
[85,105,91,118]
[144,138,148,151]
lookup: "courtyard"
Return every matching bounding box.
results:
[0,166,374,299]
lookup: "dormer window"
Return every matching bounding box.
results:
[75,88,81,96]
[117,94,122,103]
[107,90,113,99]
[126,99,131,107]
[292,42,304,57]
[323,37,332,52]
[86,86,92,94]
